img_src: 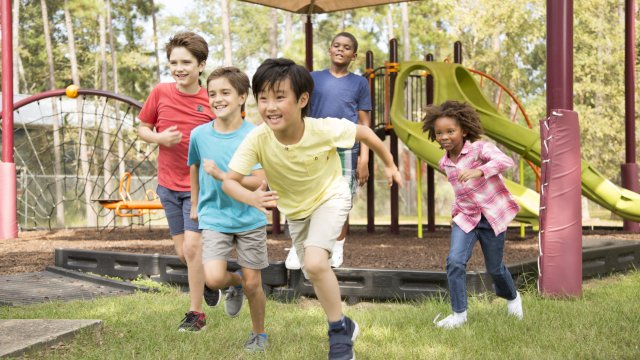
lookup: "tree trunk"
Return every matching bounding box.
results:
[150,0,161,82]
[41,0,65,227]
[284,12,292,46]
[386,5,395,40]
[64,0,97,227]
[401,2,410,61]
[99,0,114,226]
[269,8,278,58]
[221,0,232,65]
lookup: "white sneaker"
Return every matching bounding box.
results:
[434,311,467,329]
[507,292,523,320]
[285,247,301,270]
[330,239,345,268]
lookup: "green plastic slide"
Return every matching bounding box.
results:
[390,61,640,223]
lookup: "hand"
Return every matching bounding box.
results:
[356,157,369,186]
[203,159,224,180]
[250,180,279,214]
[158,125,182,147]
[384,165,403,188]
[189,206,198,221]
[458,169,483,182]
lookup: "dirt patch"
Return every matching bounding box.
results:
[1,225,638,275]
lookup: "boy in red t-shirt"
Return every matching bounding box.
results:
[137,31,219,332]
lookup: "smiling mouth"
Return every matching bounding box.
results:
[214,105,227,110]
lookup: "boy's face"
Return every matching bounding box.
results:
[433,116,467,154]
[207,77,246,121]
[169,46,205,92]
[257,78,308,132]
[328,36,357,67]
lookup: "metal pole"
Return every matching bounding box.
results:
[389,38,399,234]
[1,0,18,239]
[546,1,573,113]
[622,0,639,232]
[305,14,313,71]
[425,53,435,233]
[366,50,376,233]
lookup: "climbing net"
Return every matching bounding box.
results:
[0,89,162,230]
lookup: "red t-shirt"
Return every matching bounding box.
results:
[138,83,214,191]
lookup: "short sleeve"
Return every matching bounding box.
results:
[187,129,200,166]
[138,85,160,125]
[325,118,357,149]
[357,77,372,111]
[228,133,260,176]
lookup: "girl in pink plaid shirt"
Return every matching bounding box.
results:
[422,100,524,329]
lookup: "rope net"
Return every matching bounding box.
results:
[0,90,162,230]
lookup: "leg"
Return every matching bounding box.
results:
[476,217,517,301]
[305,246,343,321]
[156,185,188,263]
[241,268,266,334]
[183,230,204,312]
[203,260,241,289]
[446,223,478,313]
[172,233,186,264]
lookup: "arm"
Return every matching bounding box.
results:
[137,120,182,147]
[356,110,371,186]
[222,170,278,214]
[355,125,402,187]
[457,142,514,182]
[203,159,266,191]
[189,164,199,220]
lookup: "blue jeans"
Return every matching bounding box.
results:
[446,215,517,313]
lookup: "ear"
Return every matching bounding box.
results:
[198,60,206,73]
[239,93,248,105]
[298,92,309,108]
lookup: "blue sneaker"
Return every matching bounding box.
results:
[328,316,359,360]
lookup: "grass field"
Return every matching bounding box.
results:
[2,271,639,359]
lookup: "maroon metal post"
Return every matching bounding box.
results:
[546,1,573,113]
[305,14,313,71]
[1,0,18,239]
[622,0,639,232]
[453,41,463,64]
[389,39,399,234]
[366,50,376,233]
[425,53,435,232]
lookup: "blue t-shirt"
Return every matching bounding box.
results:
[187,120,266,233]
[310,69,372,151]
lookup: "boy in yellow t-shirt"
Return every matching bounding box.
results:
[223,58,401,360]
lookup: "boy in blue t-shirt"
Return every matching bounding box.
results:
[187,67,269,352]
[285,31,372,270]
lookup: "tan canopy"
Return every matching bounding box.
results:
[240,0,413,14]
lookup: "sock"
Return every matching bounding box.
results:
[328,316,346,331]
[258,333,268,339]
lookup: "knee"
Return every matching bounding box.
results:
[205,272,227,289]
[242,277,263,297]
[304,257,329,279]
[182,239,201,262]
[446,255,466,272]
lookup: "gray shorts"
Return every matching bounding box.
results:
[156,185,200,236]
[202,226,269,270]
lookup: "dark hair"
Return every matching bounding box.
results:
[332,32,359,53]
[252,58,314,117]
[206,67,250,97]
[165,32,209,65]
[422,100,483,142]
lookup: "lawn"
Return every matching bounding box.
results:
[1,271,639,359]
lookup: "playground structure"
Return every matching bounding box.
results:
[96,172,162,218]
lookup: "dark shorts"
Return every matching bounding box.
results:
[156,185,200,236]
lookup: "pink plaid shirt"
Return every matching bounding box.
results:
[439,140,519,235]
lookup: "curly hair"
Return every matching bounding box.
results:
[422,100,483,142]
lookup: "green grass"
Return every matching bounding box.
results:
[2,272,639,359]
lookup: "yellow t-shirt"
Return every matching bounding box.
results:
[228,117,357,220]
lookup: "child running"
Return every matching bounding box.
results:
[187,67,270,351]
[421,100,524,329]
[222,58,401,360]
[137,31,221,332]
[285,31,372,270]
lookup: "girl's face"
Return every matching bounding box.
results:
[169,46,205,93]
[207,77,246,122]
[257,78,308,133]
[328,36,357,67]
[433,116,467,155]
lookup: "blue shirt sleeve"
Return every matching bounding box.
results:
[187,129,200,166]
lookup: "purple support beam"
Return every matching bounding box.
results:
[425,53,435,232]
[305,14,313,71]
[622,0,639,232]
[366,50,376,233]
[1,0,18,239]
[389,39,399,234]
[546,0,573,113]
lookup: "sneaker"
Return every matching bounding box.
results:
[203,285,222,307]
[244,332,269,352]
[507,292,523,320]
[434,311,467,329]
[331,239,345,268]
[328,316,359,360]
[285,246,301,270]
[177,311,206,332]
[224,286,244,317]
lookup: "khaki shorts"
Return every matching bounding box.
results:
[287,179,352,275]
[202,226,269,270]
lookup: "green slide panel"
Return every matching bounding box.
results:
[392,61,640,223]
[389,62,539,228]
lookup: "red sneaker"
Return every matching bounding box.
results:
[177,311,206,332]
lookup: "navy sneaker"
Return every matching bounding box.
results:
[328,316,359,360]
[204,285,222,307]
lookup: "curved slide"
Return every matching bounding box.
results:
[391,61,640,223]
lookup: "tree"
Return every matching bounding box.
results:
[221,0,232,65]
